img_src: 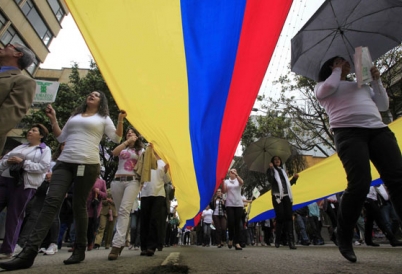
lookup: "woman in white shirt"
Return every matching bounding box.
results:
[201,205,213,247]
[315,56,402,263]
[0,91,124,271]
[221,169,244,250]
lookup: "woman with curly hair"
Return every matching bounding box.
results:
[0,91,124,271]
[108,127,144,260]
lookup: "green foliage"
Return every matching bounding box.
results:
[21,62,127,186]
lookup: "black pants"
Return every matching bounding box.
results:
[226,207,243,244]
[140,196,165,251]
[26,161,100,250]
[18,195,60,247]
[334,127,402,243]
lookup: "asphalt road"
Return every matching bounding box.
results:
[0,243,401,274]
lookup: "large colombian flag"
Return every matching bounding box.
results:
[249,117,402,222]
[65,0,293,224]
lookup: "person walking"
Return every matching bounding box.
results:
[315,56,402,262]
[107,127,144,260]
[267,156,299,250]
[222,169,244,251]
[0,91,124,271]
[210,188,226,248]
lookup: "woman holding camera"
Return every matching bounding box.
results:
[210,188,226,248]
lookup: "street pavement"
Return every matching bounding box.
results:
[0,243,401,274]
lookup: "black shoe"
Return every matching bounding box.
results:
[63,244,85,265]
[330,233,338,246]
[275,242,280,248]
[288,242,297,250]
[146,249,155,256]
[0,247,37,271]
[94,244,100,249]
[228,241,233,249]
[301,240,311,246]
[389,238,402,247]
[366,242,380,247]
[235,244,242,250]
[337,229,356,263]
[140,250,147,256]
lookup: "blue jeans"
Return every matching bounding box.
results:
[203,223,211,245]
[295,214,309,242]
[334,127,402,240]
[380,201,399,232]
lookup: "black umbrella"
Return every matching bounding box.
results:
[291,0,402,81]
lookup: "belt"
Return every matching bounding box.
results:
[114,176,134,181]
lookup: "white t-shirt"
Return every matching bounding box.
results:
[224,179,243,207]
[57,114,121,164]
[202,209,213,224]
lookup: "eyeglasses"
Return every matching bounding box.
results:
[6,43,21,52]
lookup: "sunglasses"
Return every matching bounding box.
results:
[6,43,22,52]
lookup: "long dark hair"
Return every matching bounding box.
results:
[72,91,109,117]
[126,127,144,151]
[318,56,340,82]
[270,155,283,169]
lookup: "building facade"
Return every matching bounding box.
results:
[0,0,69,152]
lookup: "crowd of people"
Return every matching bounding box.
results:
[0,34,402,271]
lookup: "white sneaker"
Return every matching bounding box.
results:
[44,243,58,255]
[354,240,361,246]
[12,244,23,257]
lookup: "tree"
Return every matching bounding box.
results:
[376,45,402,121]
[21,62,127,186]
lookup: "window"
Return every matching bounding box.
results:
[21,0,53,45]
[47,0,65,22]
[0,13,6,30]
[1,25,17,45]
[26,58,39,75]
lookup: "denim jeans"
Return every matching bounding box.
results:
[295,214,309,242]
[334,127,402,240]
[380,201,399,232]
[203,223,211,245]
[26,161,100,250]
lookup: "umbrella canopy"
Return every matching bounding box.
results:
[243,137,291,174]
[291,0,402,81]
